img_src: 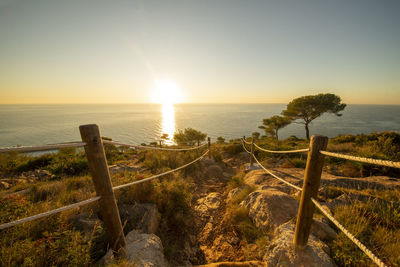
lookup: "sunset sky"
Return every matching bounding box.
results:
[0,0,399,104]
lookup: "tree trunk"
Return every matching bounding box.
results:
[305,124,310,140]
[276,130,279,140]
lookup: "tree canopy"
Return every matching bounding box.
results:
[173,128,207,146]
[259,115,291,140]
[282,93,346,139]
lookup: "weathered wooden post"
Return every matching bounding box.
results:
[250,137,255,166]
[208,137,211,159]
[79,124,127,259]
[294,134,328,250]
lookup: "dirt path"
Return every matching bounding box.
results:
[188,160,247,264]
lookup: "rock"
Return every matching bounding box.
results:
[243,170,269,187]
[241,189,298,230]
[72,212,103,233]
[101,230,168,267]
[195,192,222,217]
[119,203,160,234]
[205,165,224,178]
[263,222,336,267]
[311,219,338,242]
[0,181,10,190]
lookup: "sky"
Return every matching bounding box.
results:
[0,0,399,104]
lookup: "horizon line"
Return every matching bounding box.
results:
[0,102,399,106]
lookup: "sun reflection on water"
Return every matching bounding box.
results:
[160,103,176,145]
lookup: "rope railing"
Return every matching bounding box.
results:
[242,140,251,154]
[103,140,207,151]
[113,149,209,190]
[0,151,208,231]
[241,139,302,190]
[0,196,101,230]
[252,153,303,191]
[320,150,400,169]
[254,143,309,154]
[243,139,252,145]
[0,142,87,153]
[242,137,388,266]
[241,138,309,154]
[311,197,386,267]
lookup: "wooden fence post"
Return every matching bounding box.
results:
[79,124,127,259]
[294,134,328,250]
[250,137,255,166]
[208,137,211,159]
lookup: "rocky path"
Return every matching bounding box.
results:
[191,159,245,264]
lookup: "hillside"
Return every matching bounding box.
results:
[1,132,399,266]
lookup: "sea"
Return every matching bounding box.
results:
[0,104,399,147]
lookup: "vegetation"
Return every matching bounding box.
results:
[173,128,207,146]
[251,132,260,140]
[282,93,346,139]
[216,136,225,144]
[258,115,291,140]
[0,130,399,266]
[318,186,400,266]
[0,144,201,266]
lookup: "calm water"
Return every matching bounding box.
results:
[0,104,399,147]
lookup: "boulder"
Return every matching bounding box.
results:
[119,203,160,234]
[263,222,336,267]
[101,230,168,267]
[241,189,298,230]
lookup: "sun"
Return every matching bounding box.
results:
[150,79,184,104]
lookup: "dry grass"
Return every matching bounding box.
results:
[320,186,400,266]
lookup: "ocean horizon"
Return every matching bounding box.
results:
[0,103,399,147]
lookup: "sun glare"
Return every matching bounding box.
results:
[151,80,184,104]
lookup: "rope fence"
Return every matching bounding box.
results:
[252,153,303,191]
[0,125,397,265]
[240,137,390,266]
[113,149,208,190]
[0,196,101,230]
[254,143,309,154]
[311,197,386,267]
[320,150,400,169]
[241,141,251,154]
[0,147,208,231]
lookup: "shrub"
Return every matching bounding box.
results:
[223,143,243,156]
